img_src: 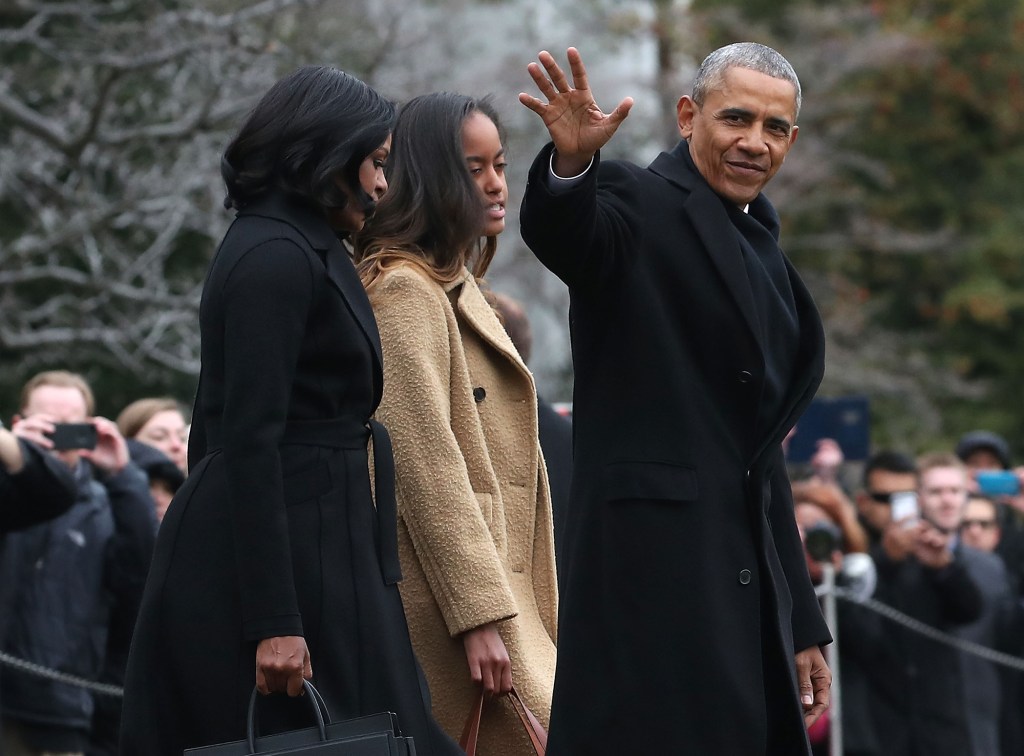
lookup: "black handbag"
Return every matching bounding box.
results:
[183,680,416,755]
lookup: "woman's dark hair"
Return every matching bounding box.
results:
[221,65,395,213]
[353,92,506,289]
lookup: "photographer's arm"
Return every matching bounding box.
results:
[0,426,24,473]
[0,425,76,533]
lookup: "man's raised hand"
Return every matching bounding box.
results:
[519,47,633,177]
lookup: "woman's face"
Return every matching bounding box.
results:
[136,409,188,472]
[333,135,391,232]
[461,112,507,237]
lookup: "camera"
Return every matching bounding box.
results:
[805,520,842,563]
[48,422,98,451]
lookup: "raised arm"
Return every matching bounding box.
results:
[518,47,633,177]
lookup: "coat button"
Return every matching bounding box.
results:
[738,569,752,585]
[473,387,486,403]
[738,370,753,383]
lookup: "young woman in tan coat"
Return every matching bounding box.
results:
[354,93,557,755]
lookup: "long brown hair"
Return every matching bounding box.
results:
[353,93,504,290]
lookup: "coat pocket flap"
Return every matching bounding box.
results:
[602,460,698,502]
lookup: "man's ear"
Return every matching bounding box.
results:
[677,96,697,139]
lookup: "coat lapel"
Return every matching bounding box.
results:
[649,144,826,463]
[750,265,826,464]
[323,246,385,393]
[239,193,385,402]
[650,145,763,354]
[446,269,535,389]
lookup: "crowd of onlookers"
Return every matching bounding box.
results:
[789,432,1024,756]
[2,366,1022,756]
[0,370,187,756]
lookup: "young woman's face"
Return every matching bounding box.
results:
[461,112,507,237]
[333,135,391,232]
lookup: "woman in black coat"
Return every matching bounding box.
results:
[121,66,459,756]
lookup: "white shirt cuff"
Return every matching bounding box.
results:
[547,152,594,190]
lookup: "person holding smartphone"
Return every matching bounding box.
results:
[858,452,993,756]
[955,430,1024,598]
[1,370,156,756]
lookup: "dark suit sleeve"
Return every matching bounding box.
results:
[769,450,832,651]
[219,239,316,641]
[0,439,77,533]
[520,143,642,293]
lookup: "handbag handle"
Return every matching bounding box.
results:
[458,685,547,755]
[246,679,329,752]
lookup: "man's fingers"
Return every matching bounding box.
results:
[607,97,635,128]
[799,679,814,707]
[539,50,572,94]
[803,678,830,727]
[526,61,559,101]
[794,654,813,705]
[518,92,547,116]
[566,47,590,92]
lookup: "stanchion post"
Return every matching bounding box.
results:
[820,562,843,756]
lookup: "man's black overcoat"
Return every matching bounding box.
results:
[121,194,457,756]
[520,142,830,755]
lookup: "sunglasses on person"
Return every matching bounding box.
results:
[866,490,915,504]
[960,518,998,530]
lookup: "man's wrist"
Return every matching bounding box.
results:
[550,150,594,180]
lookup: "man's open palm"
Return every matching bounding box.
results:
[519,48,633,175]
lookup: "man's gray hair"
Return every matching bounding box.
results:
[692,42,801,120]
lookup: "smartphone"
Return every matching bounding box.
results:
[890,491,919,526]
[976,470,1021,497]
[48,422,98,451]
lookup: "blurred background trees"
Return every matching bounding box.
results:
[2,0,1021,457]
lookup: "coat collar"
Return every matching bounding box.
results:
[650,142,764,356]
[238,192,337,251]
[446,267,535,388]
[238,192,384,400]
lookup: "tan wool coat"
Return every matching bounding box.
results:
[369,263,558,755]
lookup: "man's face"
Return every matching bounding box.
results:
[963,448,1004,472]
[22,384,89,468]
[919,466,969,533]
[676,66,799,206]
[960,498,1001,552]
[857,469,918,532]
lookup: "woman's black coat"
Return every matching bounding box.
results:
[121,193,457,755]
[520,142,830,755]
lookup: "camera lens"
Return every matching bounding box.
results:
[805,521,841,562]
